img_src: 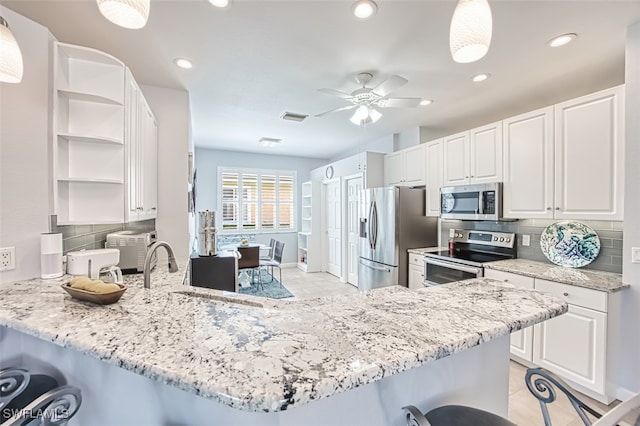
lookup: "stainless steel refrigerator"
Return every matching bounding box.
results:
[358,187,438,291]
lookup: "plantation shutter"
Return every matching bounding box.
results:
[261,174,277,230]
[221,171,239,230]
[278,174,294,230]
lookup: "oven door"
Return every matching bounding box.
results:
[423,257,483,287]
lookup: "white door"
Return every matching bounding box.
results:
[443,131,470,186]
[469,121,502,184]
[324,179,342,278]
[346,176,363,286]
[502,106,555,219]
[554,85,625,220]
[425,139,443,217]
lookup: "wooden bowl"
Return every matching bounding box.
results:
[61,282,127,305]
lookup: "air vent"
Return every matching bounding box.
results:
[259,137,282,148]
[280,112,308,122]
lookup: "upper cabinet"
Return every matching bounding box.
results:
[442,121,502,186]
[53,42,157,225]
[383,144,426,187]
[503,86,624,220]
[553,86,625,220]
[425,139,443,217]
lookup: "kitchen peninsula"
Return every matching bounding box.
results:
[0,263,566,426]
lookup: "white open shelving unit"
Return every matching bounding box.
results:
[298,181,321,272]
[53,42,126,225]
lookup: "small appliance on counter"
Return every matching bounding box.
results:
[66,248,123,284]
[106,231,157,274]
[197,210,217,256]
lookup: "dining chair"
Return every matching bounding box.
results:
[237,246,260,286]
[402,367,640,426]
[259,240,284,284]
[260,238,276,261]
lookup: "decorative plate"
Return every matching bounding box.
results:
[540,221,600,268]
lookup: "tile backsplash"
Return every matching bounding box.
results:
[50,216,156,254]
[439,219,623,274]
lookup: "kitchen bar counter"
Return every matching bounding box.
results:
[0,266,566,414]
[485,258,627,293]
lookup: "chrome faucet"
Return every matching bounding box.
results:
[143,241,179,289]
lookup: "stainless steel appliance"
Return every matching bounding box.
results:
[106,231,157,273]
[440,182,503,221]
[359,187,438,291]
[423,229,516,287]
[197,210,217,256]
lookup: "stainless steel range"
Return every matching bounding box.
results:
[423,229,517,287]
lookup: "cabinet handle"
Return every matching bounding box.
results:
[504,279,509,282]
[471,175,474,178]
[465,176,469,178]
[563,292,569,296]
[546,207,552,211]
[556,207,560,210]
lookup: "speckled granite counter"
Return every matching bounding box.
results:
[484,258,627,293]
[0,263,567,413]
[407,247,445,255]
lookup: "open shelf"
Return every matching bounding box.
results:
[58,89,123,106]
[58,133,124,145]
[297,181,321,273]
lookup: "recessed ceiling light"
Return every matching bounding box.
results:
[548,33,577,47]
[259,137,282,148]
[174,58,193,69]
[419,99,434,106]
[472,73,491,83]
[352,0,378,20]
[209,0,231,8]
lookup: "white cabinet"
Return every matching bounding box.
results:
[425,139,443,217]
[384,144,426,187]
[126,68,158,222]
[53,43,126,225]
[533,279,607,397]
[553,86,625,220]
[502,106,555,219]
[443,122,502,186]
[408,253,424,290]
[484,269,535,361]
[503,86,624,220]
[298,181,321,272]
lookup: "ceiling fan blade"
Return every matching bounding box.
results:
[371,75,408,97]
[314,104,357,117]
[318,88,353,99]
[378,97,422,108]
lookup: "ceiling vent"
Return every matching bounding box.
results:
[280,112,308,122]
[259,137,282,148]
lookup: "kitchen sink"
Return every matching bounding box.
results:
[173,290,264,308]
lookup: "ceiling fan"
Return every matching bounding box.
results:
[315,72,422,125]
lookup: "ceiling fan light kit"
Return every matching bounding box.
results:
[0,16,23,83]
[352,0,378,20]
[449,0,493,63]
[96,0,150,29]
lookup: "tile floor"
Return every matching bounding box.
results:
[279,268,639,425]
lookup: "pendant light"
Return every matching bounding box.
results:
[96,0,150,29]
[449,0,492,64]
[0,16,24,83]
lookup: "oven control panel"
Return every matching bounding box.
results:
[451,229,515,248]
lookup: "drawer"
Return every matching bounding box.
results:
[484,269,534,289]
[408,253,424,266]
[535,279,608,312]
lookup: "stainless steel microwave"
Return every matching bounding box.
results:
[440,182,503,221]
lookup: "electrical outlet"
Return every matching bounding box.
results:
[632,247,640,264]
[0,247,16,271]
[522,235,531,247]
[449,228,455,238]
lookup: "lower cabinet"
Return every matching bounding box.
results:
[484,270,612,403]
[408,253,424,289]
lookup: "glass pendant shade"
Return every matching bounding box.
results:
[96,0,150,29]
[449,0,492,63]
[350,106,382,125]
[0,17,23,83]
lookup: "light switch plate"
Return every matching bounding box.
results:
[449,229,455,238]
[632,247,640,264]
[522,235,531,247]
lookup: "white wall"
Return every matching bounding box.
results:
[194,148,325,263]
[394,127,421,151]
[619,21,640,396]
[0,8,53,283]
[140,85,191,258]
[328,134,394,163]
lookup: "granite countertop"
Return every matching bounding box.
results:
[484,258,627,293]
[0,261,567,413]
[407,247,445,255]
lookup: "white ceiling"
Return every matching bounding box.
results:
[4,0,640,159]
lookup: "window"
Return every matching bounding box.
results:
[219,168,296,232]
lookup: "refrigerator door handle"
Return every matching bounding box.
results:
[359,259,391,273]
[368,201,375,249]
[371,201,378,250]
